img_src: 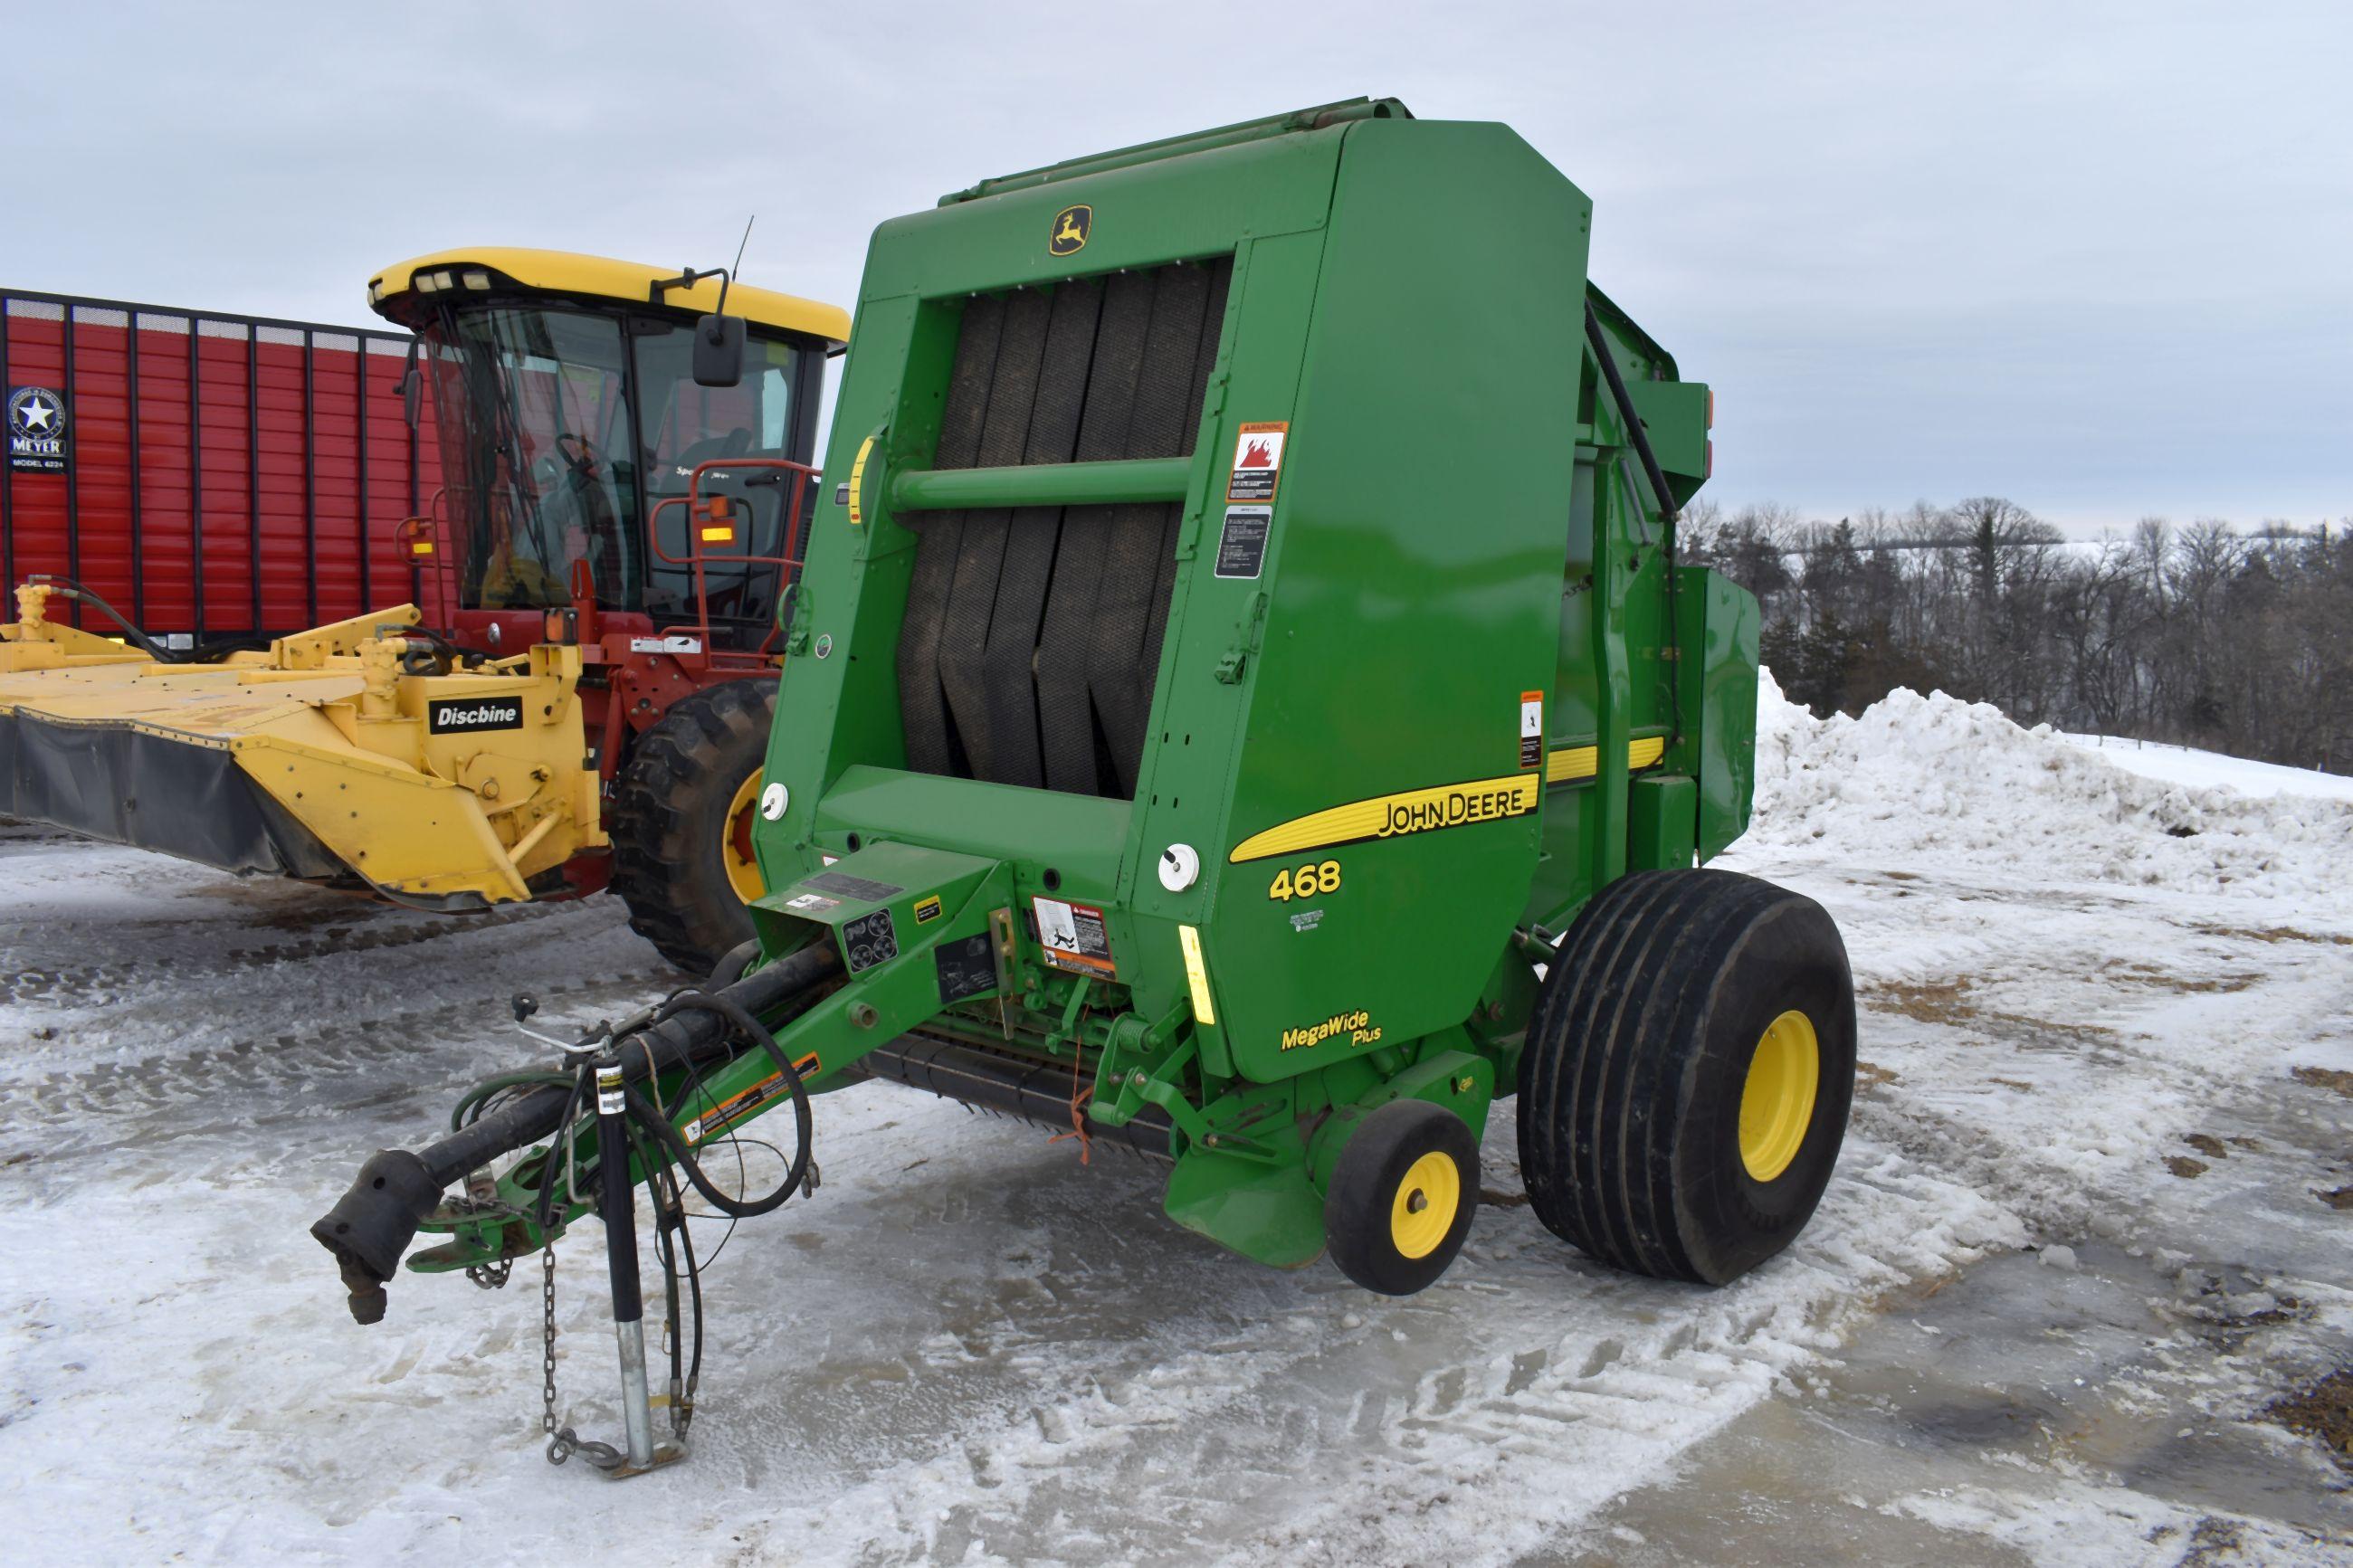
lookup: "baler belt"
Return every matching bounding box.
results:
[898,291,1005,776]
[1087,261,1224,794]
[901,256,1232,798]
[937,286,1055,783]
[1036,271,1154,795]
[981,279,1104,789]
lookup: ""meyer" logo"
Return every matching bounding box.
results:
[427,696,525,734]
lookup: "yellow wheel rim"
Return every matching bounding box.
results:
[1739,1009,1820,1183]
[722,769,767,905]
[1389,1149,1462,1259]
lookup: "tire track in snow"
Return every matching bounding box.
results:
[0,895,597,1007]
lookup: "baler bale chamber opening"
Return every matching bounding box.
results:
[313,96,1856,1473]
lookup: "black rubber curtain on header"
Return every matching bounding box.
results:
[897,257,1233,800]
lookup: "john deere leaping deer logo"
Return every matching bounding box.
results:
[1049,204,1091,256]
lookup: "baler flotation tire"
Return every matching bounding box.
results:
[609,679,777,974]
[1325,1098,1481,1296]
[1518,869,1854,1287]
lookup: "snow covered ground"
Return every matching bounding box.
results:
[0,678,2348,1565]
[2053,730,2353,805]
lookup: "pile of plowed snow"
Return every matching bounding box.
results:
[1747,670,2353,905]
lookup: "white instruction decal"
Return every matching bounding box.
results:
[1033,896,1117,978]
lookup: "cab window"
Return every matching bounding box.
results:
[630,324,805,641]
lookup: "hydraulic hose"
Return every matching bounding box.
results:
[624,1115,701,1419]
[422,945,835,1187]
[449,1069,575,1134]
[654,992,814,1207]
[27,577,176,661]
[705,939,761,991]
[311,944,840,1322]
[610,984,817,1220]
[1583,304,1679,527]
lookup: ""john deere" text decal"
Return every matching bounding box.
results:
[1229,774,1539,863]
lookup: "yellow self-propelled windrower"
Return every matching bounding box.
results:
[0,249,850,966]
[0,582,600,907]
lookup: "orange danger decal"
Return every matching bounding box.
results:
[1227,422,1288,504]
[683,1053,820,1145]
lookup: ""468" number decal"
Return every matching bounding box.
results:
[1267,859,1341,902]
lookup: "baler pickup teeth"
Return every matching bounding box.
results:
[862,1032,1176,1158]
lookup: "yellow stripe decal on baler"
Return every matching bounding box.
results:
[1228,737,1670,863]
[1545,734,1667,784]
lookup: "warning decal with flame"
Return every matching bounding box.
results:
[1226,421,1288,504]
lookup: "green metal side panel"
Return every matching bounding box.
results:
[1625,380,1710,482]
[1183,120,1592,1082]
[1693,567,1760,861]
[1514,290,1714,933]
[1626,773,1699,871]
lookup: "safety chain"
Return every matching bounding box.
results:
[540,1240,623,1470]
[466,1257,513,1290]
[539,1243,557,1440]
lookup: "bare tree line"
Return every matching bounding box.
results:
[1679,497,2353,774]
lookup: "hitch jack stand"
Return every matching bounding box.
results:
[596,1064,682,1478]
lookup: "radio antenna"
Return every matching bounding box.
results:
[710,215,755,317]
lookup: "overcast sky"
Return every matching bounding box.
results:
[5,1,2346,535]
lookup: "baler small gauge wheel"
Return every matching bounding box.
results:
[1517,869,1855,1286]
[1324,1098,1481,1296]
[609,679,779,974]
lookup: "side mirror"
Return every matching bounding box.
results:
[399,366,422,430]
[693,313,745,387]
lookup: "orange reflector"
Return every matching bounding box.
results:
[700,526,734,543]
[410,541,434,556]
[1705,389,1715,431]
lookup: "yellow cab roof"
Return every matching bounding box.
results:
[367,247,850,349]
